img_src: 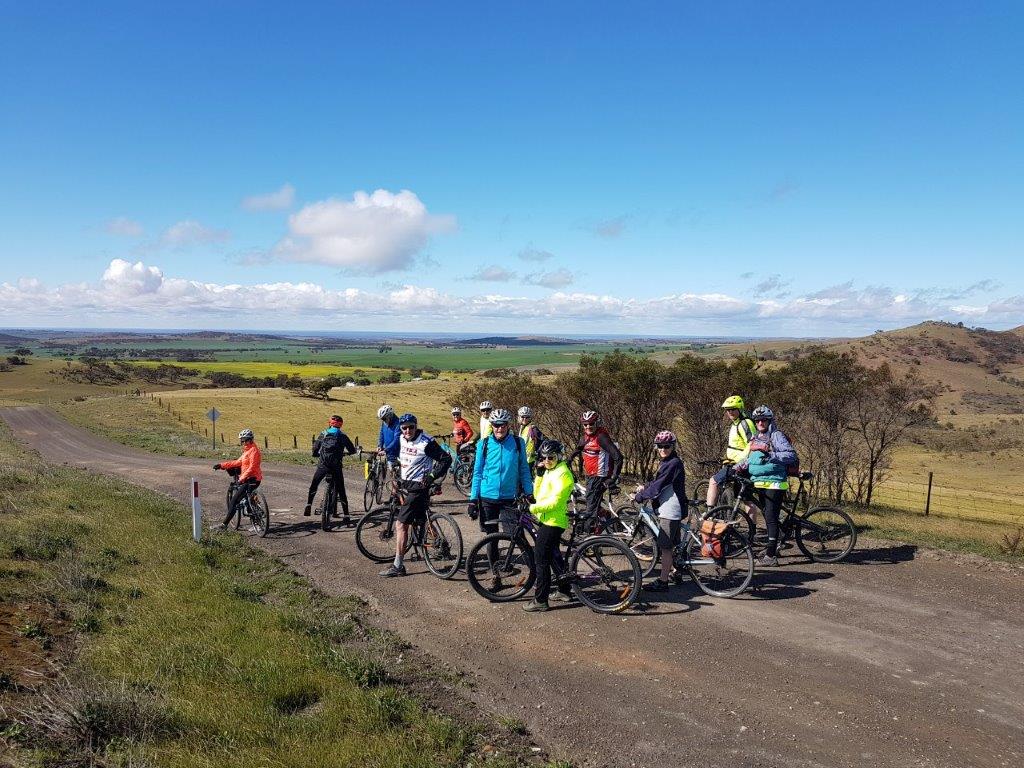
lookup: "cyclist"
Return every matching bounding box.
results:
[567,411,622,521]
[376,404,401,478]
[705,395,757,508]
[478,400,494,441]
[213,428,263,530]
[632,430,687,591]
[304,414,357,524]
[736,405,798,567]
[451,406,475,453]
[517,406,544,470]
[379,413,452,577]
[468,408,534,590]
[523,439,576,612]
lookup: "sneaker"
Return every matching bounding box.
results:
[669,569,684,585]
[523,600,549,612]
[213,522,228,532]
[756,555,779,567]
[486,575,504,592]
[341,517,352,527]
[303,504,312,517]
[550,591,577,604]
[378,564,407,578]
[644,579,671,592]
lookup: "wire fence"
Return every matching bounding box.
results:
[872,476,1024,525]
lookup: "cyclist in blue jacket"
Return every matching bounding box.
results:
[376,404,401,478]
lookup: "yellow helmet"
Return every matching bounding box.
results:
[721,395,745,410]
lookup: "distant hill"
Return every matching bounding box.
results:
[456,336,582,346]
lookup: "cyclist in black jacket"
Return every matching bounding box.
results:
[304,415,357,524]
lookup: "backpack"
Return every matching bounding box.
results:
[316,431,343,465]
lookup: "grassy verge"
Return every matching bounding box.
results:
[0,425,560,767]
[849,503,1024,562]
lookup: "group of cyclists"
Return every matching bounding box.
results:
[214,394,800,611]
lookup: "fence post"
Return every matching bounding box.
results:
[293,435,297,448]
[264,435,268,449]
[924,471,933,516]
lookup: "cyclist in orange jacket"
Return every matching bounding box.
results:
[213,428,263,530]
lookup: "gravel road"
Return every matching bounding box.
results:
[3,404,1022,768]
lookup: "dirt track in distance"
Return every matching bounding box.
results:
[3,404,1022,768]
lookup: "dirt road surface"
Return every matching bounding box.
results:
[3,405,1022,768]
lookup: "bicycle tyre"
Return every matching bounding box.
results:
[684,526,753,598]
[707,505,756,545]
[355,507,397,563]
[452,462,472,496]
[363,474,378,515]
[321,484,334,532]
[622,516,660,578]
[375,465,387,505]
[250,491,271,538]
[795,506,857,563]
[466,533,535,602]
[570,535,641,614]
[421,512,463,579]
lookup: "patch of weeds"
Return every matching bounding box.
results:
[999,528,1024,557]
[325,648,388,689]
[0,720,28,745]
[73,612,102,633]
[6,525,77,562]
[268,683,321,715]
[367,688,411,729]
[496,715,528,735]
[227,581,264,602]
[17,621,47,640]
[15,674,181,755]
[280,602,359,644]
[125,586,144,600]
[0,671,18,692]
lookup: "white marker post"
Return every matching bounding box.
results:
[191,477,202,542]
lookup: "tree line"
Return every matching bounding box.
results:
[455,350,935,506]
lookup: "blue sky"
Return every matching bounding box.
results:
[1,2,1021,335]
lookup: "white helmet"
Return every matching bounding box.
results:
[517,406,533,419]
[238,428,254,441]
[489,408,513,425]
[377,404,395,420]
[451,406,462,416]
[479,400,493,411]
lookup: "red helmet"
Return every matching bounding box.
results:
[329,415,343,426]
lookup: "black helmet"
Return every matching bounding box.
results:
[537,439,564,460]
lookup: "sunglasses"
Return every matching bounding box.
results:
[754,418,771,424]
[655,444,673,449]
[400,424,417,431]
[492,422,510,428]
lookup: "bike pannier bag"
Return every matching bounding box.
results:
[700,519,729,559]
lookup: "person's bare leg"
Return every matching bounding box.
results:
[394,522,410,567]
[706,477,719,507]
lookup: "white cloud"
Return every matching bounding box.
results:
[160,220,230,249]
[524,268,575,289]
[588,215,627,239]
[468,265,516,282]
[276,189,456,274]
[517,246,554,262]
[241,183,296,211]
[1,261,1020,333]
[105,217,144,237]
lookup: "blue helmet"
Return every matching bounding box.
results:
[398,412,417,426]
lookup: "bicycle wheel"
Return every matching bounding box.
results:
[363,474,377,515]
[466,533,535,602]
[691,479,710,504]
[452,462,472,496]
[570,536,641,614]
[321,485,334,531]
[421,512,463,579]
[622,517,659,578]
[707,505,755,545]
[249,492,271,537]
[684,526,753,598]
[355,507,398,563]
[795,506,856,563]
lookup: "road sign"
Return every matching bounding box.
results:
[207,407,220,448]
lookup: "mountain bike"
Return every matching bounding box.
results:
[434,434,474,496]
[221,468,270,537]
[569,481,638,536]
[690,459,737,508]
[354,481,463,579]
[360,449,390,514]
[618,502,754,596]
[465,499,642,614]
[709,472,857,563]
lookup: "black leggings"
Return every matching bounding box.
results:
[225,479,260,526]
[533,523,569,603]
[585,476,607,518]
[480,499,517,566]
[306,465,349,515]
[757,489,785,556]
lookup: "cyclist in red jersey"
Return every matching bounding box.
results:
[450,406,475,452]
[567,410,622,520]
